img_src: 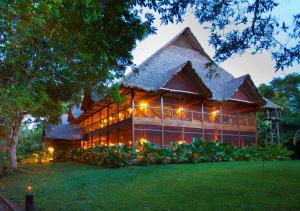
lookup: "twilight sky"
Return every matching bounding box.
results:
[132,0,300,86]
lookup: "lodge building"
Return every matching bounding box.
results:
[44,27,281,150]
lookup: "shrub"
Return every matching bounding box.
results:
[69,139,292,168]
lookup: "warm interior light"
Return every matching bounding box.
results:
[178,141,185,145]
[211,110,219,116]
[128,108,132,113]
[118,142,123,145]
[48,147,54,154]
[176,107,183,114]
[140,138,147,144]
[140,102,148,108]
[209,110,219,121]
[109,143,114,147]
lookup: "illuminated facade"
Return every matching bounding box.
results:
[66,27,272,148]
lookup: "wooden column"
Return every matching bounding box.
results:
[117,105,120,144]
[106,105,109,145]
[99,109,102,145]
[220,104,223,143]
[91,113,94,147]
[131,90,135,146]
[161,95,164,148]
[237,110,241,147]
[201,102,204,139]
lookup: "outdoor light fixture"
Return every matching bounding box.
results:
[209,110,219,121]
[26,184,32,194]
[140,138,147,144]
[176,107,183,115]
[178,141,185,145]
[211,110,219,116]
[47,147,54,154]
[26,184,34,211]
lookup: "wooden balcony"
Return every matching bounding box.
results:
[133,105,256,132]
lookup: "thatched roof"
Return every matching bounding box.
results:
[262,97,283,110]
[123,27,234,100]
[69,27,281,122]
[223,75,250,100]
[44,124,83,141]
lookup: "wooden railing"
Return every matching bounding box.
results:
[134,105,255,129]
[84,107,132,133]
[83,105,256,133]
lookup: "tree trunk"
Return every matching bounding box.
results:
[7,111,25,168]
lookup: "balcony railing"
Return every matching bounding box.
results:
[134,105,255,128]
[83,105,255,133]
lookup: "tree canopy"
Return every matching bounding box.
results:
[258,73,300,140]
[0,0,155,167]
[134,0,300,70]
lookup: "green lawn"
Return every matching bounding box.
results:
[1,161,300,210]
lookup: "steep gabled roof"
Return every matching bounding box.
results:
[123,27,234,100]
[161,61,212,98]
[223,75,250,100]
[223,74,265,105]
[69,27,274,123]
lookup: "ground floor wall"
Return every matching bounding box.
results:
[80,120,256,148]
[134,124,256,147]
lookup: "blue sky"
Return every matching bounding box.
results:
[132,0,300,86]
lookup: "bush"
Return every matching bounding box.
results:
[69,139,293,168]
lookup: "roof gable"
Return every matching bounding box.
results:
[224,75,265,105]
[162,61,212,97]
[231,87,254,102]
[164,72,198,92]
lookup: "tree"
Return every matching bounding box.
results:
[258,73,300,141]
[133,0,300,70]
[0,0,154,168]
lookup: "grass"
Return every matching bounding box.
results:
[0,161,300,210]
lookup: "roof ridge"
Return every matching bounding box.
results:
[125,27,212,79]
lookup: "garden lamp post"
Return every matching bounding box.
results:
[26,184,34,211]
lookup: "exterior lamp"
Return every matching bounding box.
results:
[26,184,32,194]
[178,141,185,145]
[26,184,34,211]
[47,147,54,154]
[176,107,183,113]
[140,138,147,145]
